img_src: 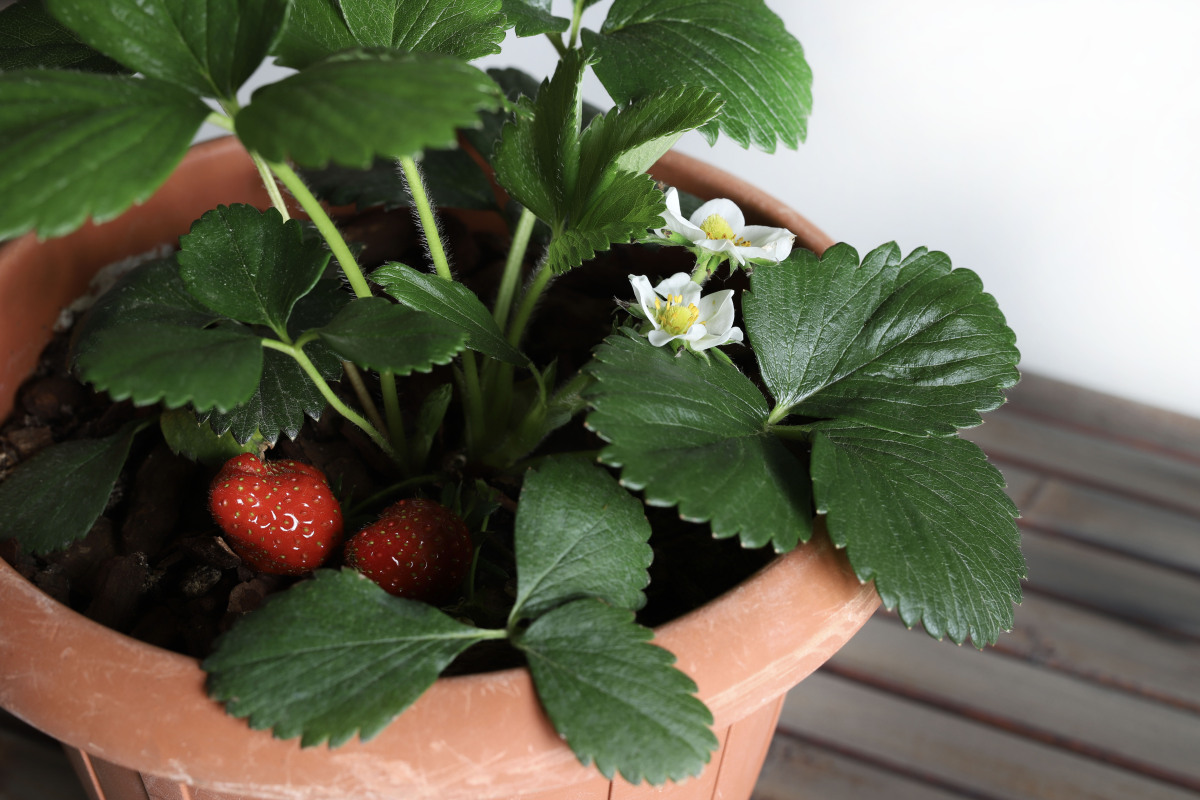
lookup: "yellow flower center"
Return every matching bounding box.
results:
[699,213,751,246]
[654,294,700,336]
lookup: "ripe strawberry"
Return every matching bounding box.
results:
[209,453,344,576]
[345,498,473,604]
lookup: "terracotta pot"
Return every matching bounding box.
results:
[0,137,880,800]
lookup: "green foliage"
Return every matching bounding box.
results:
[205,569,495,746]
[314,296,467,374]
[160,408,259,466]
[493,50,722,273]
[744,244,1020,435]
[584,0,812,152]
[235,50,502,168]
[515,599,717,784]
[0,71,209,240]
[177,205,331,337]
[585,331,813,551]
[274,0,506,69]
[45,0,288,99]
[0,0,127,73]
[811,423,1023,645]
[372,262,527,365]
[0,419,150,554]
[510,456,652,620]
[502,0,569,38]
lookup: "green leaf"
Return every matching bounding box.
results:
[372,262,527,365]
[205,569,495,747]
[235,49,501,168]
[576,86,723,200]
[515,599,717,784]
[177,204,331,335]
[0,71,209,240]
[583,0,812,152]
[339,0,505,58]
[585,332,812,551]
[493,47,587,224]
[302,148,498,212]
[0,0,127,73]
[75,322,264,413]
[511,457,652,620]
[274,0,505,70]
[744,243,1021,436]
[160,407,258,467]
[502,0,568,37]
[200,343,340,444]
[315,296,467,374]
[811,422,1023,646]
[0,419,149,555]
[45,0,288,99]
[544,169,665,274]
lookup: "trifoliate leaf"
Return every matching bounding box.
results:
[236,49,501,168]
[201,343,340,445]
[810,422,1023,646]
[502,0,569,37]
[0,419,150,554]
[510,457,652,621]
[583,0,811,152]
[302,148,498,212]
[45,0,288,99]
[544,169,665,274]
[0,71,209,240]
[205,569,496,747]
[275,0,505,70]
[315,296,467,374]
[744,243,1020,436]
[177,205,331,336]
[75,322,264,413]
[372,262,527,365]
[515,599,717,785]
[0,0,127,73]
[586,332,812,552]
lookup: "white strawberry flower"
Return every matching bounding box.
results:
[654,187,795,267]
[629,272,743,351]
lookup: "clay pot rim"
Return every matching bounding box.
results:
[0,136,876,799]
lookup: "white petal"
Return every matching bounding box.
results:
[647,328,681,347]
[629,275,662,329]
[682,322,707,342]
[694,237,746,265]
[657,188,706,242]
[740,225,796,261]
[689,198,745,235]
[697,289,735,333]
[654,272,698,304]
[693,325,744,351]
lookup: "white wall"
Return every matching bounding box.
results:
[477,1,1200,419]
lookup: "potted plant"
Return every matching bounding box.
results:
[0,1,1024,798]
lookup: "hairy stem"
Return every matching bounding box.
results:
[398,155,452,281]
[506,260,554,348]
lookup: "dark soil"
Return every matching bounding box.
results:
[0,205,774,664]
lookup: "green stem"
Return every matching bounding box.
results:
[506,261,554,348]
[461,351,487,446]
[205,111,234,132]
[379,371,408,457]
[252,152,290,221]
[567,0,585,49]
[263,339,397,461]
[493,206,537,329]
[544,31,567,56]
[399,155,452,281]
[767,407,805,429]
[267,160,373,299]
[341,360,387,434]
[691,251,719,284]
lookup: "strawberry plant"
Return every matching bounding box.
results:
[0,0,1023,787]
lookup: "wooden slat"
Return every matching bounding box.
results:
[962,412,1200,517]
[824,616,1200,791]
[1004,373,1200,463]
[753,734,970,800]
[1022,477,1200,575]
[996,594,1200,713]
[779,672,1200,800]
[1023,529,1200,639]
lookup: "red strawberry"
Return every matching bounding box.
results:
[209,453,344,575]
[345,498,473,604]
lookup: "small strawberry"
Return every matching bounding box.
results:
[345,498,473,604]
[209,453,344,575]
